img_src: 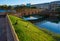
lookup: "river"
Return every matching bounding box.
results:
[23,16,60,34]
[34,20,60,34]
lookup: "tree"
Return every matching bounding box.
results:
[55,7,60,12]
[8,6,13,10]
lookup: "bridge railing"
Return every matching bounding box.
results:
[7,14,19,41]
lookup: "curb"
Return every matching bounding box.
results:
[7,14,19,41]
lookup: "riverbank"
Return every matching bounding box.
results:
[9,15,56,41]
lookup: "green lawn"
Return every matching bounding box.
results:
[9,15,56,41]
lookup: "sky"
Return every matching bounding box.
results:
[0,0,59,5]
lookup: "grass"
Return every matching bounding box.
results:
[9,15,56,41]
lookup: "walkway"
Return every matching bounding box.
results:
[0,14,14,41]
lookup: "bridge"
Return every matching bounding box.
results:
[0,13,19,41]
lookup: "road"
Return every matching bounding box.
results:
[0,15,14,41]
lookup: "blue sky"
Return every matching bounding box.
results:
[0,0,58,5]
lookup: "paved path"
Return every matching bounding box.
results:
[0,15,14,41]
[0,15,7,41]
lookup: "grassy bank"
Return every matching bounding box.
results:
[9,15,56,41]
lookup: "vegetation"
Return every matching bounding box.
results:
[0,5,14,10]
[9,15,56,41]
[14,5,37,12]
[55,7,60,12]
[39,28,60,41]
[0,5,36,11]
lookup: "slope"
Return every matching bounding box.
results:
[9,15,56,41]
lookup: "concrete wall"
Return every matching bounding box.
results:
[7,15,19,41]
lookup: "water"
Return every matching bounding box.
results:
[34,20,60,34]
[0,10,11,12]
[0,10,7,12]
[23,16,60,34]
[23,16,38,20]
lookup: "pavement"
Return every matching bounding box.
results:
[0,15,14,41]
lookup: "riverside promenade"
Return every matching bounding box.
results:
[0,13,19,41]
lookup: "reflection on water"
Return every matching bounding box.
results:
[23,16,60,34]
[34,20,60,34]
[23,16,38,20]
